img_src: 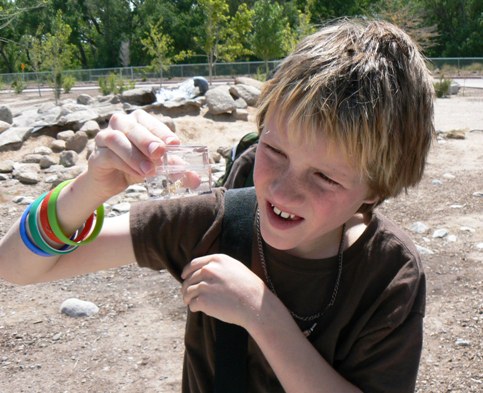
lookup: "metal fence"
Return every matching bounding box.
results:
[0,60,281,86]
[427,57,483,76]
[0,58,481,87]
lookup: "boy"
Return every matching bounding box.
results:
[0,18,434,392]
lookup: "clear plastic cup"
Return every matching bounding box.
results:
[145,145,212,199]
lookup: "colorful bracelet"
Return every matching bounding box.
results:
[19,202,53,257]
[27,192,79,255]
[39,189,95,244]
[47,180,105,246]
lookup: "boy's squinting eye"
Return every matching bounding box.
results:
[316,172,340,187]
[264,143,285,157]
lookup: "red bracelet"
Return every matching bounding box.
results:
[39,190,95,244]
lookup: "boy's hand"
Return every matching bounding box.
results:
[88,109,180,198]
[181,254,267,329]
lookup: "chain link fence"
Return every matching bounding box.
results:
[427,57,483,77]
[0,58,481,89]
[0,60,281,87]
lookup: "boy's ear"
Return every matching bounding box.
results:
[363,194,379,206]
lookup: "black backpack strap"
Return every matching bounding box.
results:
[214,187,257,393]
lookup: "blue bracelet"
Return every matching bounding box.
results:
[19,202,53,257]
[27,192,79,255]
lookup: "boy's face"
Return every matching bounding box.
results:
[254,116,377,259]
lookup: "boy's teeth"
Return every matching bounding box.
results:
[272,205,295,220]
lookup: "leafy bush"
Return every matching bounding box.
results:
[62,74,76,93]
[11,78,26,94]
[465,62,483,73]
[98,73,135,95]
[434,78,452,98]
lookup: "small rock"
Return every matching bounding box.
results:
[445,130,466,139]
[126,185,147,194]
[21,153,43,164]
[39,155,57,169]
[233,109,249,121]
[79,120,100,138]
[50,139,66,153]
[455,338,471,347]
[112,202,131,213]
[13,196,35,205]
[432,179,443,185]
[472,191,483,197]
[0,160,14,173]
[60,298,99,318]
[52,333,62,341]
[33,146,53,155]
[410,222,429,234]
[65,131,88,153]
[442,173,455,179]
[0,105,13,124]
[59,150,78,167]
[0,120,11,133]
[77,94,95,106]
[416,245,434,255]
[432,228,449,238]
[14,166,40,184]
[57,130,75,141]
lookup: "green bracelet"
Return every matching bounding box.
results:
[47,179,105,246]
[27,192,79,255]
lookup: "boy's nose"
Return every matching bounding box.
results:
[269,170,304,204]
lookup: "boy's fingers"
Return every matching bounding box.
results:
[131,109,180,145]
[108,111,177,162]
[181,255,214,280]
[95,129,155,176]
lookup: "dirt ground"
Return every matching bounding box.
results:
[0,86,482,392]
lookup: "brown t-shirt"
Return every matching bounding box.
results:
[130,188,425,393]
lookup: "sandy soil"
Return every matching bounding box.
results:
[0,86,482,392]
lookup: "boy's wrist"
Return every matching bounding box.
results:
[245,287,293,340]
[54,172,112,235]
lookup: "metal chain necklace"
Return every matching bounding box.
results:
[255,210,345,337]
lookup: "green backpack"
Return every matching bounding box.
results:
[215,132,259,188]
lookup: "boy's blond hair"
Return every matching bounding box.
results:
[257,18,435,206]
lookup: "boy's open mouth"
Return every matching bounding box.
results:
[271,204,299,221]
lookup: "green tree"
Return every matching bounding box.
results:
[283,2,317,53]
[141,20,192,88]
[132,0,202,66]
[306,0,374,22]
[0,1,46,73]
[42,10,76,103]
[374,0,439,52]
[418,0,483,57]
[251,0,290,75]
[218,3,254,62]
[196,0,231,84]
[21,28,45,97]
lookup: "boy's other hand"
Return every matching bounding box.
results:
[181,254,267,329]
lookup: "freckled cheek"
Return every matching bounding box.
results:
[254,155,281,184]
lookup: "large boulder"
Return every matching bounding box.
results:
[234,76,264,91]
[121,88,157,106]
[0,106,13,124]
[205,86,236,115]
[0,127,33,152]
[229,84,260,107]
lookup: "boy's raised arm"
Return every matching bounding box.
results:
[0,110,179,285]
